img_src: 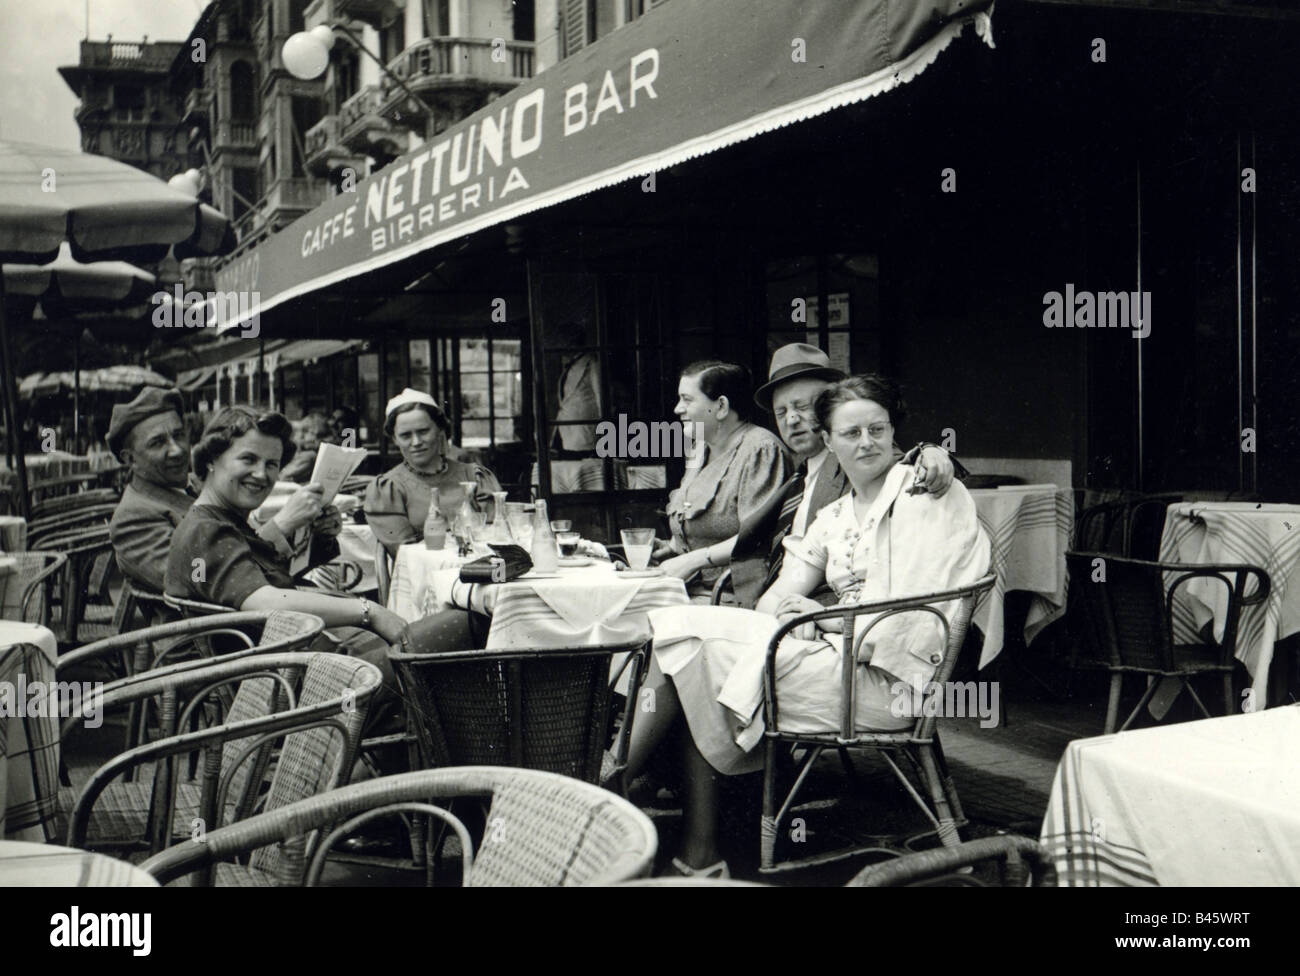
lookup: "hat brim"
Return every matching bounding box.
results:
[753,365,847,412]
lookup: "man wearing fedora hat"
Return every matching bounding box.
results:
[108,387,339,594]
[728,343,960,606]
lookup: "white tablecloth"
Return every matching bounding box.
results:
[1159,501,1300,695]
[0,840,159,886]
[1040,705,1300,885]
[970,485,1073,668]
[386,544,471,621]
[0,622,60,841]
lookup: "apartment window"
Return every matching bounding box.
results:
[230,61,256,121]
[291,95,323,177]
[115,84,145,121]
[423,0,451,37]
[512,0,535,42]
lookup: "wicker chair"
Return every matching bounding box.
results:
[389,636,649,790]
[27,504,118,544]
[1065,552,1268,733]
[759,573,997,874]
[846,835,1057,887]
[29,487,120,520]
[57,609,326,752]
[34,526,116,644]
[60,648,377,876]
[139,766,658,887]
[6,550,67,626]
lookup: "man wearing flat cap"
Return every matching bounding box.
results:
[728,344,963,607]
[108,387,337,593]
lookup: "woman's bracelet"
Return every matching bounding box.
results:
[357,597,372,628]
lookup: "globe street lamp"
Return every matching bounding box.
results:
[281,22,434,138]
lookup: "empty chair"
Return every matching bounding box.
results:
[139,767,658,887]
[389,636,650,790]
[61,648,378,876]
[847,835,1056,887]
[1065,552,1268,733]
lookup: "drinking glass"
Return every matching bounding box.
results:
[505,502,533,549]
[549,520,572,534]
[555,530,581,559]
[620,528,656,570]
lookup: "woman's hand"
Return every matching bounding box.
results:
[776,594,823,640]
[913,447,955,497]
[274,483,325,534]
[310,504,342,538]
[651,538,678,561]
[659,549,708,580]
[364,604,408,645]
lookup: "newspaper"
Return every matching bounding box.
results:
[310,443,368,505]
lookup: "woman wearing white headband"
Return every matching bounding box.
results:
[364,388,503,557]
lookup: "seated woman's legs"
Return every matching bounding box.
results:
[624,656,682,781]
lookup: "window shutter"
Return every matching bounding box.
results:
[561,0,589,58]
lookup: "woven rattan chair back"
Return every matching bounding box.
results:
[139,766,658,887]
[847,835,1057,887]
[248,653,377,883]
[390,638,649,784]
[8,550,67,626]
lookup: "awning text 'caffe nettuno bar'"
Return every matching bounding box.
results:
[216,0,995,327]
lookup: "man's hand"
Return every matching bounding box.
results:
[311,504,342,538]
[776,594,823,640]
[273,482,325,534]
[659,550,708,580]
[913,446,955,498]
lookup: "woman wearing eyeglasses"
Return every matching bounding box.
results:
[626,374,991,877]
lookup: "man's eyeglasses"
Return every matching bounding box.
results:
[831,421,893,442]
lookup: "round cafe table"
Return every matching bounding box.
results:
[0,840,159,886]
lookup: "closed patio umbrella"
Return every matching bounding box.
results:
[0,140,234,517]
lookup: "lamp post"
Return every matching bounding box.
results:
[282,22,434,139]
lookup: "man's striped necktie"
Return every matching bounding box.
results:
[764,466,807,587]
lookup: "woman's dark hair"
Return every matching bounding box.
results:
[192,406,296,479]
[384,401,451,440]
[680,360,752,420]
[813,374,907,438]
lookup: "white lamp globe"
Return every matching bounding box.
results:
[309,25,337,49]
[282,30,330,80]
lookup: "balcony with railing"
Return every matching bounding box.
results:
[307,0,403,30]
[380,37,535,121]
[338,84,403,156]
[77,39,180,72]
[213,119,258,151]
[304,114,369,175]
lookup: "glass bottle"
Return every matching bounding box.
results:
[423,487,448,550]
[453,481,479,555]
[487,490,512,544]
[530,498,558,572]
